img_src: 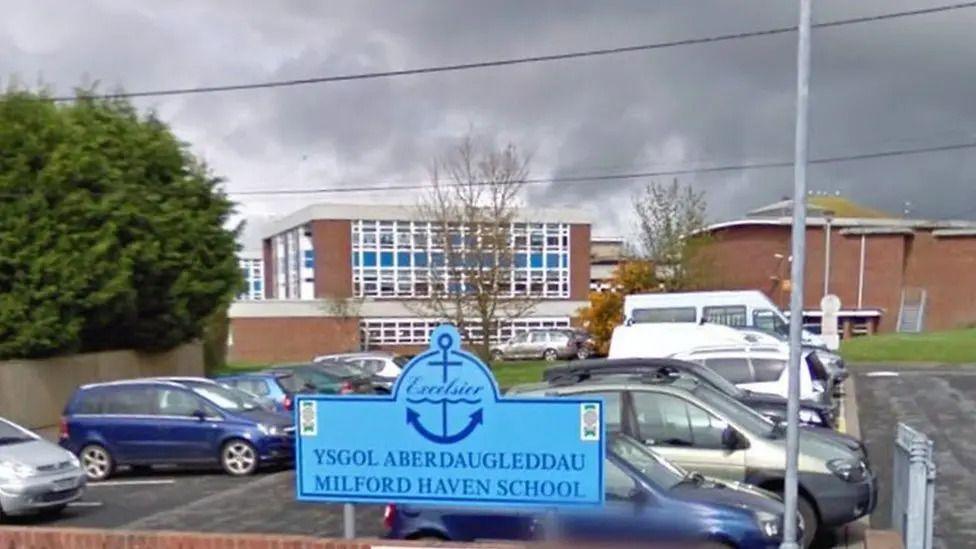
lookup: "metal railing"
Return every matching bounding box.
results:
[892,423,936,549]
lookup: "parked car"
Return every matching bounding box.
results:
[608,324,832,406]
[671,345,831,406]
[490,329,576,362]
[734,327,848,392]
[264,363,373,395]
[314,352,406,379]
[511,373,876,546]
[554,328,598,359]
[386,433,792,547]
[60,378,294,480]
[216,372,297,413]
[542,358,865,455]
[0,416,86,518]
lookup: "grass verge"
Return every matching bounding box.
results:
[840,328,976,364]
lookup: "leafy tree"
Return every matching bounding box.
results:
[577,260,656,354]
[632,179,713,291]
[0,89,240,359]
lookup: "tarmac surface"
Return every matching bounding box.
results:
[856,364,976,549]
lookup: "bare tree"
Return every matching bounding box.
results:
[632,179,712,291]
[412,136,537,360]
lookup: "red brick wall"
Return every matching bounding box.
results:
[229,317,360,363]
[904,233,976,331]
[313,219,353,299]
[0,527,520,548]
[570,224,591,300]
[703,224,976,333]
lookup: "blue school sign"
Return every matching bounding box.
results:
[295,325,605,508]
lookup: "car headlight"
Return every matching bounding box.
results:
[257,423,282,436]
[798,408,824,425]
[67,452,81,468]
[0,460,35,479]
[827,458,866,483]
[755,510,781,538]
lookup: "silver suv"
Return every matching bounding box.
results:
[511,374,876,547]
[490,329,576,362]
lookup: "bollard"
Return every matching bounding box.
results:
[892,423,936,549]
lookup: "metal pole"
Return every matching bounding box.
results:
[823,217,831,296]
[343,503,356,539]
[782,0,812,548]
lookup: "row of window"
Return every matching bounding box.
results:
[360,317,571,346]
[351,219,571,299]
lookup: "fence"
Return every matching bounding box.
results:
[892,423,936,549]
[0,342,203,430]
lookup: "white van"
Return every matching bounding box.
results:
[623,290,826,348]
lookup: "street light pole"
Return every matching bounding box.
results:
[782,0,812,548]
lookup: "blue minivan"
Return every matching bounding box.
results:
[60,378,294,480]
[386,434,794,548]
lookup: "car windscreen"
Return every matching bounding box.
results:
[609,435,684,490]
[691,384,776,438]
[0,419,34,446]
[392,356,409,368]
[190,384,260,412]
[283,367,340,390]
[317,362,362,378]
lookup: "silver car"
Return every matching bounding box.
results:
[490,329,577,361]
[0,416,86,517]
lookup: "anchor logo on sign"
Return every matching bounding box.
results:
[404,331,485,444]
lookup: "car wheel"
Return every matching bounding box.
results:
[543,349,558,362]
[221,439,259,476]
[797,495,818,548]
[80,444,114,481]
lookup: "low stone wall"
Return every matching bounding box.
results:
[0,342,203,430]
[0,528,516,548]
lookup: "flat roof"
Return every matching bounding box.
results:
[704,216,976,234]
[265,203,592,239]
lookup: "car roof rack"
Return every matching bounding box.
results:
[543,357,707,383]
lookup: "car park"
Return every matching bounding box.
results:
[386,433,792,547]
[60,378,294,480]
[490,329,577,362]
[216,372,296,413]
[0,416,86,519]
[511,372,876,546]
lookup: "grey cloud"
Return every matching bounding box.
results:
[1,0,974,245]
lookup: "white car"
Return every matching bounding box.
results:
[313,352,405,380]
[671,345,827,403]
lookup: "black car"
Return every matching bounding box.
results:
[264,363,374,395]
[543,358,866,460]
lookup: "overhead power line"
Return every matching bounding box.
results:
[227,140,976,196]
[51,1,976,102]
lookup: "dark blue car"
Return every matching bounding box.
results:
[60,378,294,481]
[386,435,792,548]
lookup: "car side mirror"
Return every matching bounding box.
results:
[629,487,650,508]
[722,425,746,450]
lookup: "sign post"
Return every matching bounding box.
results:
[296,325,605,535]
[820,294,841,351]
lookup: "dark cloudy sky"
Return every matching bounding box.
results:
[3,0,975,248]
